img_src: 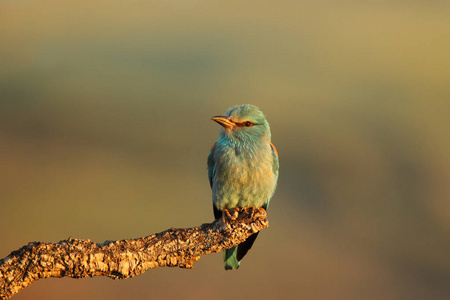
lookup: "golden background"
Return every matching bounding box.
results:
[1,1,450,299]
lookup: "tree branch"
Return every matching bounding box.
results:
[0,207,268,299]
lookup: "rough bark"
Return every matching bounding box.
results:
[0,207,268,299]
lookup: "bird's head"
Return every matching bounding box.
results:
[212,104,271,143]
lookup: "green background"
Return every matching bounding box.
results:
[1,1,450,299]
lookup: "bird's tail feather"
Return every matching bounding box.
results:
[236,232,260,262]
[224,246,240,270]
[223,205,267,270]
[224,232,261,270]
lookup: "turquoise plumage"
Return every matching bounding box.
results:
[207,104,279,270]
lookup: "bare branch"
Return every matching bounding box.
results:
[0,207,268,299]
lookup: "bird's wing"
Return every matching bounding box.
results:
[270,142,278,159]
[207,142,216,189]
[270,142,279,176]
[208,142,222,220]
[263,142,279,211]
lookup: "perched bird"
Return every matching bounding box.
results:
[207,104,279,270]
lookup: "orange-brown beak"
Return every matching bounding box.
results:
[211,116,236,129]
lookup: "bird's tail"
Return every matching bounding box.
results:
[224,246,240,270]
[223,231,261,270]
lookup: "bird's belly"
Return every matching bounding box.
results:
[212,160,275,210]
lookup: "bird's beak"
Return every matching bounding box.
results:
[211,116,236,129]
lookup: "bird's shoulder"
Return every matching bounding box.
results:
[209,142,217,152]
[269,142,279,176]
[269,142,278,159]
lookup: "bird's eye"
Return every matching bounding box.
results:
[244,121,253,127]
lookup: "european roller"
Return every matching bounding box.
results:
[208,104,279,270]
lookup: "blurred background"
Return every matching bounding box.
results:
[1,1,450,299]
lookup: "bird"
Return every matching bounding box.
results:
[207,104,279,270]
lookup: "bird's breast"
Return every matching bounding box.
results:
[212,142,276,210]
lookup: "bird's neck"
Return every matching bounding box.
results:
[219,134,269,148]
